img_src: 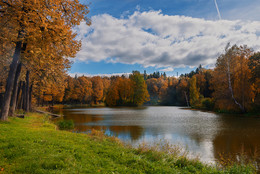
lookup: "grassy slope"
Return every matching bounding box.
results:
[0,113,255,174]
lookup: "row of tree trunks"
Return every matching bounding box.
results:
[0,39,23,121]
[15,72,31,113]
[9,63,22,116]
[4,65,32,118]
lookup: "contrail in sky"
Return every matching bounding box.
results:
[214,0,222,20]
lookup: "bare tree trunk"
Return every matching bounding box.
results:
[184,91,189,107]
[227,58,245,113]
[16,81,22,109]
[25,70,30,112]
[9,63,22,116]
[23,81,26,110]
[19,81,25,110]
[29,84,32,111]
[0,39,23,121]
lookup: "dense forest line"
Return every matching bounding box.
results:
[1,44,258,114]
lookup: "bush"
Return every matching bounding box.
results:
[57,120,74,130]
[201,98,214,110]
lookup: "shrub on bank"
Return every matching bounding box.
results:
[57,119,74,130]
[201,98,215,110]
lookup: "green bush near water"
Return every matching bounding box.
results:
[0,113,256,173]
[201,98,215,110]
[57,119,74,130]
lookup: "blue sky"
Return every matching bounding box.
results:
[70,0,260,77]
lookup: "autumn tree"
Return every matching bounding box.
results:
[203,69,214,98]
[146,77,168,104]
[91,76,104,104]
[194,72,206,96]
[248,52,260,111]
[105,79,120,106]
[159,77,178,105]
[106,72,149,107]
[62,75,93,104]
[130,71,150,106]
[157,77,168,101]
[176,77,189,106]
[0,29,13,95]
[117,78,133,105]
[189,76,200,107]
[102,77,111,102]
[77,76,93,103]
[0,0,90,120]
[249,52,260,85]
[146,78,159,103]
[105,77,133,106]
[211,44,254,112]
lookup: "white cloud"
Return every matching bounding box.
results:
[160,67,174,72]
[75,10,260,68]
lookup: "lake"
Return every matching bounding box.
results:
[53,106,260,165]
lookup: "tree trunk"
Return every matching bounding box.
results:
[184,91,189,107]
[23,81,26,110]
[18,82,25,110]
[29,84,32,111]
[16,81,22,109]
[227,57,245,113]
[25,70,30,112]
[0,39,23,121]
[9,63,22,116]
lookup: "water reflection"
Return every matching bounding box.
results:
[53,106,260,165]
[213,115,260,167]
[109,126,144,141]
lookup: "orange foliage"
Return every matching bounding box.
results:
[211,45,255,112]
[91,76,104,104]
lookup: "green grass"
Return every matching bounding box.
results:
[0,113,256,174]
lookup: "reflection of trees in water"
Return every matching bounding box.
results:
[76,125,107,132]
[109,126,144,141]
[212,116,260,167]
[65,113,103,124]
[71,113,104,132]
[57,109,145,140]
[62,109,104,132]
[188,132,204,144]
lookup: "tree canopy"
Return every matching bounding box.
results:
[0,0,90,120]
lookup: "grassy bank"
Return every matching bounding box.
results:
[0,113,255,173]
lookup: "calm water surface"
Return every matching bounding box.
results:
[54,106,260,164]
